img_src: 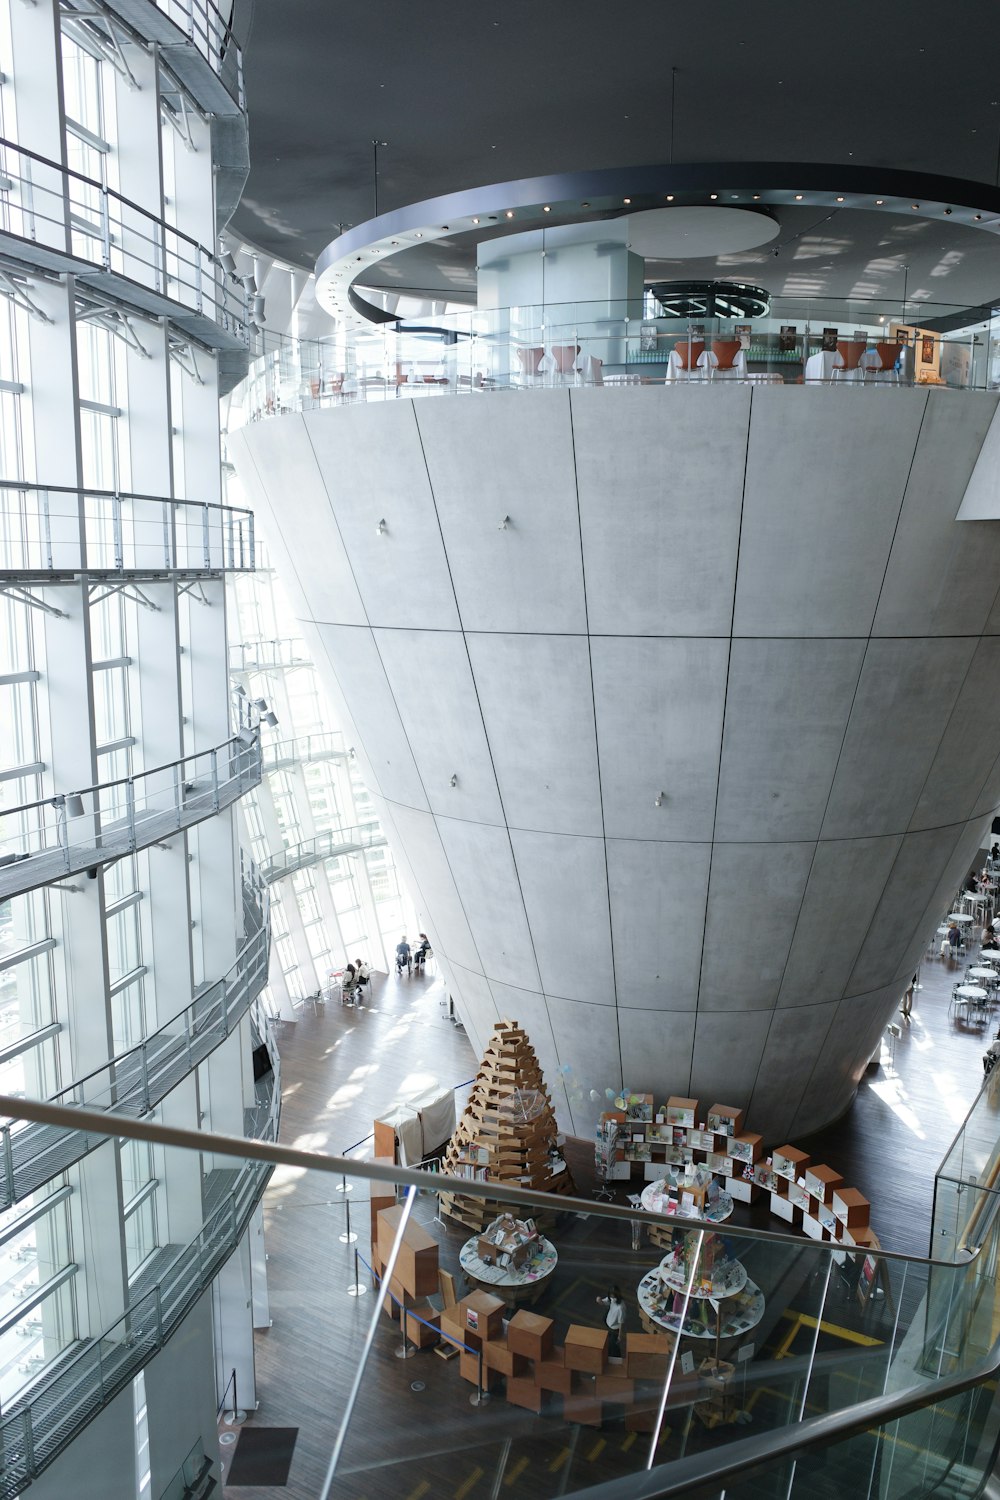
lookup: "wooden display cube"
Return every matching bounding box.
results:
[726,1176,760,1204]
[832,1187,870,1229]
[483,1335,529,1378]
[376,1205,439,1299]
[787,1178,811,1211]
[458,1289,505,1341]
[805,1164,844,1203]
[403,1302,440,1348]
[596,1361,635,1402]
[728,1132,763,1166]
[507,1374,545,1413]
[707,1152,734,1176]
[440,1309,469,1352]
[844,1225,878,1250]
[507,1310,554,1362]
[459,1350,499,1389]
[563,1389,603,1427]
[706,1104,745,1138]
[564,1325,609,1374]
[773,1145,810,1180]
[666,1096,698,1128]
[801,1209,826,1241]
[535,1347,574,1395]
[625,1332,672,1379]
[369,1158,397,1232]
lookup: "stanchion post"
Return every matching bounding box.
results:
[336,1170,352,1196]
[339,1195,357,1245]
[347,1244,367,1298]
[469,1347,490,1406]
[395,1291,416,1359]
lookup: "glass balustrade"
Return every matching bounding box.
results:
[0,1099,993,1500]
[231,295,1000,428]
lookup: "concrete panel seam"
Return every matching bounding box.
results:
[568,387,623,1094]
[695,383,754,1095]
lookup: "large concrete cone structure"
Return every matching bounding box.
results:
[230,385,1000,1143]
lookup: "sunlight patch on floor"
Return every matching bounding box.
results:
[870,1075,927,1139]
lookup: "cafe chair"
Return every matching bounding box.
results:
[861,342,903,383]
[665,340,706,381]
[834,341,866,382]
[515,346,545,385]
[700,341,747,380]
[576,353,604,385]
[540,343,582,385]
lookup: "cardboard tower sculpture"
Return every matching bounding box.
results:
[439,1020,577,1233]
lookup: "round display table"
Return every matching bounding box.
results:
[640,1178,734,1251]
[637,1262,764,1344]
[458,1235,557,1308]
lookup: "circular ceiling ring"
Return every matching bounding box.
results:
[314,161,1000,326]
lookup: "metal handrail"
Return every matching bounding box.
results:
[259,826,386,884]
[229,637,309,671]
[0,870,269,1209]
[0,136,249,337]
[0,734,262,897]
[559,1352,1000,1499]
[0,1071,278,1494]
[260,731,347,768]
[0,477,255,575]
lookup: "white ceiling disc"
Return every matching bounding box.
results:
[625,206,780,259]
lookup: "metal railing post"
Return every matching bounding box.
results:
[154,1283,163,1345]
[22,1410,34,1478]
[173,761,182,830]
[210,748,219,812]
[202,504,211,568]
[41,486,52,571]
[99,185,111,270]
[138,1043,150,1112]
[56,796,70,874]
[125,776,137,852]
[112,493,124,570]
[1,1127,13,1210]
[195,253,203,315]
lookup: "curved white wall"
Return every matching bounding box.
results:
[230,386,1000,1141]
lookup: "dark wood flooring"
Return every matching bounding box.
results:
[221,944,1000,1500]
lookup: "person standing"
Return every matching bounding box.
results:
[596,1286,625,1358]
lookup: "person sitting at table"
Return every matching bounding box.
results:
[967,872,979,893]
[983,929,999,951]
[941,921,961,959]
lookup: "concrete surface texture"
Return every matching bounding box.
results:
[229,385,1000,1142]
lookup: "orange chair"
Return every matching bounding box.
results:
[863,342,903,382]
[550,343,581,375]
[671,339,705,370]
[515,346,545,381]
[835,341,866,377]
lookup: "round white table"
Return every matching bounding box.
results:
[978,949,1000,962]
[948,913,974,925]
[637,1266,764,1341]
[968,968,997,984]
[459,1235,558,1307]
[956,985,988,1001]
[640,1179,735,1224]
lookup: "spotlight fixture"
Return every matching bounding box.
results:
[472,217,480,224]
[623,197,631,205]
[752,194,761,201]
[237,727,255,747]
[836,196,845,203]
[240,273,257,295]
[65,793,85,820]
[944,207,953,215]
[875,199,884,205]
[505,210,514,218]
[542,205,551,212]
[975,213,983,220]
[218,251,238,276]
[654,792,665,808]
[794,194,803,201]
[263,711,279,727]
[581,201,590,208]
[498,514,510,530]
[665,194,674,202]
[449,774,458,788]
[710,193,718,200]
[911,204,920,210]
[252,295,266,323]
[375,518,387,535]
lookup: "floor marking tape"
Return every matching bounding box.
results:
[547,1449,571,1474]
[586,1438,606,1461]
[455,1466,483,1499]
[504,1456,529,1487]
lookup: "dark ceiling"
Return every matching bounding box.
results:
[231,1,1000,303]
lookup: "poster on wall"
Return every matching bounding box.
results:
[921,334,935,364]
[735,323,751,349]
[822,327,838,351]
[779,325,797,352]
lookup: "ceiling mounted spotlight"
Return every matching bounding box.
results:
[654,792,666,808]
[710,193,718,200]
[623,197,631,204]
[472,217,480,224]
[794,194,803,201]
[219,251,238,276]
[263,711,279,727]
[665,194,674,202]
[875,199,884,205]
[498,514,510,530]
[252,295,266,322]
[505,210,514,218]
[836,196,845,202]
[543,205,551,212]
[581,201,590,208]
[240,274,257,294]
[944,207,953,215]
[449,773,458,788]
[911,203,920,210]
[65,793,86,820]
[375,518,387,535]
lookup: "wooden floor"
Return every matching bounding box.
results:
[221,941,1000,1499]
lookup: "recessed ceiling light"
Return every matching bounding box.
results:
[753,194,761,201]
[414,232,422,238]
[911,204,919,210]
[875,199,884,206]
[472,217,479,224]
[505,210,514,218]
[543,205,551,212]
[836,196,844,203]
[581,201,590,208]
[665,194,674,202]
[623,197,631,204]
[794,194,803,201]
[710,193,718,200]
[975,213,983,220]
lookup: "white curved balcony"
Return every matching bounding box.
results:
[0,867,270,1211]
[0,735,262,903]
[260,825,388,884]
[0,480,255,578]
